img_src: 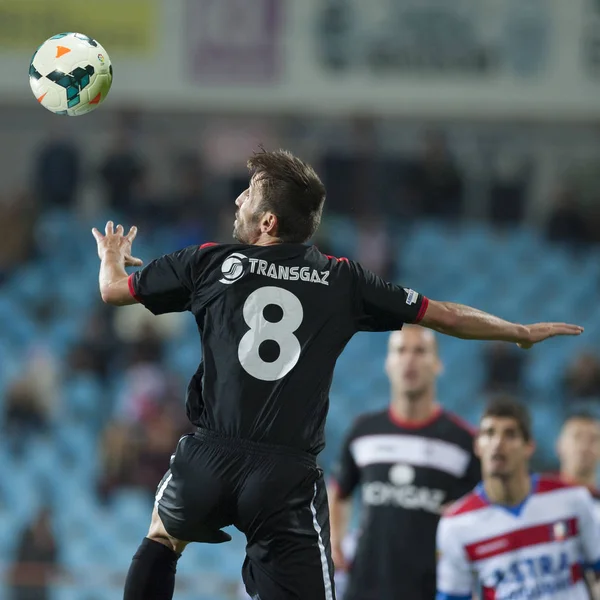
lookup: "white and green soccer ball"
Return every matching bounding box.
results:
[29,32,113,116]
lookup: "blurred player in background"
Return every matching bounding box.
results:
[329,326,480,600]
[557,412,600,498]
[437,398,600,600]
[557,412,600,598]
[93,149,583,600]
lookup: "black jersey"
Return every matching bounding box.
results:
[129,242,428,455]
[332,407,480,600]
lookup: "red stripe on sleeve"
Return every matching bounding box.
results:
[200,242,218,249]
[444,492,488,517]
[481,587,496,600]
[127,273,141,303]
[535,476,573,494]
[325,254,349,263]
[415,296,429,323]
[465,517,578,561]
[571,562,584,584]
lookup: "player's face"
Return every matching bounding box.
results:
[385,328,441,397]
[557,418,600,478]
[476,417,534,480]
[233,176,263,244]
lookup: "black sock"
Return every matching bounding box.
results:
[123,538,180,600]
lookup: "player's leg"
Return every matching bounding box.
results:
[124,434,234,600]
[123,505,188,600]
[147,504,188,552]
[239,460,336,600]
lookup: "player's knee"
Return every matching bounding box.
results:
[147,532,187,555]
[147,507,188,554]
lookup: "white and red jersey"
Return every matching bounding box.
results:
[436,475,600,600]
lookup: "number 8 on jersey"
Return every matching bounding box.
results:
[238,286,304,381]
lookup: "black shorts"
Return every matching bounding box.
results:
[156,429,336,600]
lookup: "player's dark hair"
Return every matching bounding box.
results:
[481,397,532,441]
[247,149,326,243]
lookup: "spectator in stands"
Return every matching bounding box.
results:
[99,403,184,502]
[4,343,59,455]
[483,342,526,395]
[563,157,600,244]
[320,153,360,216]
[489,153,529,228]
[33,130,80,208]
[21,344,60,417]
[109,325,172,425]
[131,405,181,498]
[406,130,464,220]
[9,507,58,600]
[126,326,165,367]
[67,306,120,382]
[320,117,377,216]
[112,304,183,352]
[564,352,600,401]
[98,420,138,502]
[99,128,146,215]
[356,213,395,280]
[0,191,37,282]
[545,186,589,251]
[170,151,215,241]
[117,362,169,424]
[5,378,50,454]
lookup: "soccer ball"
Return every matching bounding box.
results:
[29,33,113,116]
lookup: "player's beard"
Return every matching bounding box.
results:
[233,214,246,243]
[233,221,251,244]
[233,212,260,244]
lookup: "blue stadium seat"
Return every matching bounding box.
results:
[110,489,153,533]
[63,375,104,422]
[54,421,99,473]
[0,513,22,561]
[50,585,89,600]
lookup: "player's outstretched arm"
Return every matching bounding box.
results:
[420,300,583,348]
[92,221,143,306]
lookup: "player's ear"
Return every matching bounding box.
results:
[260,211,278,236]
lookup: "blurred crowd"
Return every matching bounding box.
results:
[4,305,189,499]
[2,111,600,598]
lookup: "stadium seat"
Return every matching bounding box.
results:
[63,375,104,423]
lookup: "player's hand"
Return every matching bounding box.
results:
[517,323,584,349]
[332,543,349,572]
[92,221,143,267]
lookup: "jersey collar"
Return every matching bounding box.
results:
[388,405,443,430]
[475,474,539,517]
